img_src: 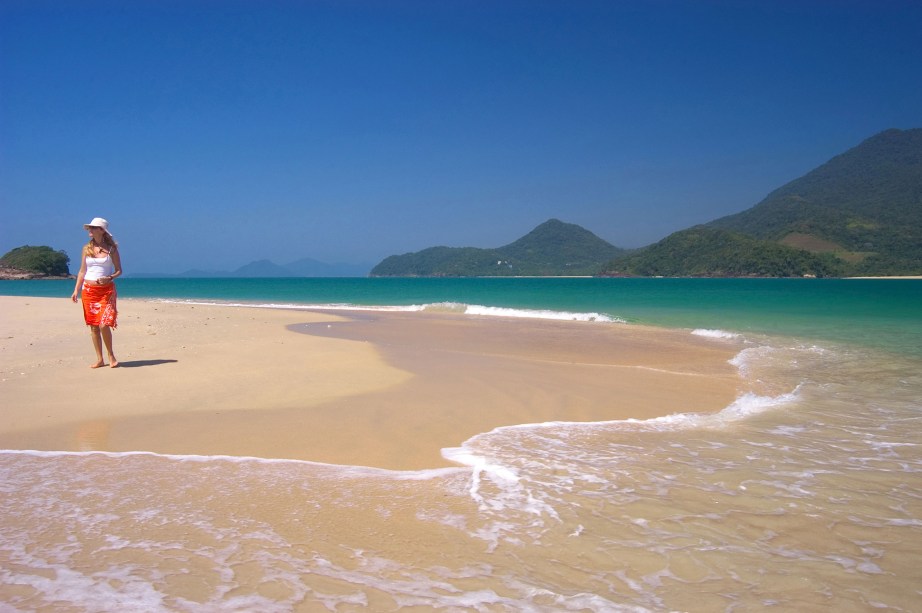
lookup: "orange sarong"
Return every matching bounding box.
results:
[81,281,118,328]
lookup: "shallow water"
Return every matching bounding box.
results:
[3,277,921,356]
[2,279,921,610]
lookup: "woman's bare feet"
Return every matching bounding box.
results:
[109,358,119,368]
[90,360,105,368]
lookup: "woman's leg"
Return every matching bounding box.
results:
[100,326,118,368]
[89,325,105,368]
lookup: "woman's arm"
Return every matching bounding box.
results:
[107,246,122,283]
[71,249,87,302]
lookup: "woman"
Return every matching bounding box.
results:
[71,217,122,368]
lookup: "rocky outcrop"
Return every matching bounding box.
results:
[0,265,73,280]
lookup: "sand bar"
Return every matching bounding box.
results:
[0,296,744,470]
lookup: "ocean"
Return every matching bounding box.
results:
[1,277,921,611]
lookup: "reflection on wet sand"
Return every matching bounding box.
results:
[76,420,111,452]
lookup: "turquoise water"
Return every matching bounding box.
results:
[3,277,920,356]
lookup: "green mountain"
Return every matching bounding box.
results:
[602,128,922,277]
[601,227,843,278]
[706,128,922,275]
[370,219,624,277]
[373,128,920,278]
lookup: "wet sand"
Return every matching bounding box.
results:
[0,296,744,470]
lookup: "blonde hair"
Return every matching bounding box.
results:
[83,233,118,257]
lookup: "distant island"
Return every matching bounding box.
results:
[372,127,922,278]
[0,246,72,280]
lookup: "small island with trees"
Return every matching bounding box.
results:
[0,246,72,280]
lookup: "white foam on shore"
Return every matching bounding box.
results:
[157,299,426,312]
[155,299,624,323]
[462,305,622,322]
[440,383,803,523]
[441,445,560,548]
[441,447,523,513]
[640,388,803,430]
[0,448,463,480]
[452,387,802,447]
[692,328,741,339]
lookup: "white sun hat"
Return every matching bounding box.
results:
[83,217,111,234]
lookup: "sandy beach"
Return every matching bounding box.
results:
[0,295,743,470]
[3,288,921,611]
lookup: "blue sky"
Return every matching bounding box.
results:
[2,0,921,274]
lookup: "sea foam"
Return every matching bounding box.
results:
[463,304,622,322]
[0,448,463,480]
[692,328,741,339]
[158,299,425,313]
[159,298,624,323]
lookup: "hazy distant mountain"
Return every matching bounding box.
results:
[370,219,624,276]
[130,258,371,278]
[175,269,232,278]
[602,128,922,277]
[283,257,371,277]
[234,259,292,277]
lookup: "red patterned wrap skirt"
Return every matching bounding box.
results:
[81,281,118,328]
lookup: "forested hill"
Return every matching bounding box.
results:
[370,219,624,277]
[600,227,842,278]
[706,128,922,275]
[0,245,72,279]
[602,128,922,277]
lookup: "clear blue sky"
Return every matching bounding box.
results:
[2,0,921,274]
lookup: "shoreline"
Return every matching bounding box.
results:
[845,275,922,279]
[0,296,745,470]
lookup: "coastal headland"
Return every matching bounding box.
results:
[0,296,744,470]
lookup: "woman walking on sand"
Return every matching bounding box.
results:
[71,217,122,368]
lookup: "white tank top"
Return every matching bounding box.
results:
[85,253,115,281]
